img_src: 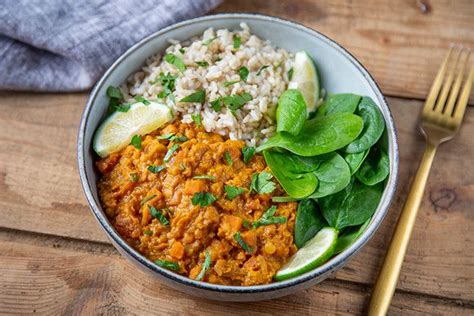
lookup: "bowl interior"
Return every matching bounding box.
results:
[79,14,398,298]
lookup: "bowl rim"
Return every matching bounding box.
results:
[77,12,399,294]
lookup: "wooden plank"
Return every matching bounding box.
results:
[0,229,471,315]
[0,92,473,301]
[214,0,474,103]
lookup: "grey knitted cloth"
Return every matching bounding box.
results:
[0,0,222,91]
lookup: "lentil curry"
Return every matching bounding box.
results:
[97,121,297,285]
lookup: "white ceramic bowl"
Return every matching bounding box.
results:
[78,13,399,302]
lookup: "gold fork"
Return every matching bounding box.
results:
[368,46,473,315]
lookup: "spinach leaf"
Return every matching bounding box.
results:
[319,179,383,230]
[263,150,318,198]
[317,93,361,116]
[276,89,307,136]
[342,150,370,175]
[306,153,351,198]
[294,200,326,248]
[344,97,384,153]
[356,147,389,186]
[257,113,363,157]
[334,220,370,254]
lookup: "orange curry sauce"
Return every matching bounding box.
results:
[96,121,297,285]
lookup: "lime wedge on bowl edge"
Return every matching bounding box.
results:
[274,227,337,281]
[288,51,320,114]
[93,101,173,157]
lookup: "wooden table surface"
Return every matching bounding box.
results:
[1,1,473,315]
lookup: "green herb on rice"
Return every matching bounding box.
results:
[164,53,186,72]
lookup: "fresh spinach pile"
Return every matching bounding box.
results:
[256,91,389,254]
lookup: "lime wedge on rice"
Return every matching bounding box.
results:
[93,101,173,157]
[274,227,337,281]
[288,51,321,114]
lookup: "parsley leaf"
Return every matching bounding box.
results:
[191,192,217,207]
[191,113,202,127]
[130,135,142,150]
[250,171,276,194]
[164,144,180,162]
[147,165,166,174]
[234,232,253,253]
[157,134,188,142]
[180,90,206,104]
[210,98,222,111]
[148,205,170,226]
[256,65,270,76]
[242,219,251,229]
[115,103,131,112]
[106,86,123,99]
[233,34,241,49]
[287,68,294,81]
[179,48,185,54]
[242,146,256,164]
[224,151,233,166]
[224,185,245,200]
[134,96,150,105]
[195,251,211,281]
[164,53,186,72]
[252,206,287,228]
[222,92,252,111]
[155,259,180,271]
[143,229,152,236]
[239,66,249,81]
[196,61,209,67]
[193,175,216,181]
[203,36,217,45]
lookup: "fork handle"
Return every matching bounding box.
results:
[368,142,438,316]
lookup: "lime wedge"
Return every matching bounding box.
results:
[288,51,320,114]
[93,101,173,157]
[274,227,337,281]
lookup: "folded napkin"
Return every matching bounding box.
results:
[0,0,222,91]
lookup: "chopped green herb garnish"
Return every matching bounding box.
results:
[239,66,249,81]
[191,114,202,128]
[234,232,253,253]
[130,173,139,182]
[242,219,251,229]
[275,61,283,68]
[130,135,142,150]
[164,53,186,72]
[196,61,209,67]
[252,206,287,228]
[242,146,256,164]
[179,163,186,171]
[215,57,222,62]
[191,192,217,207]
[148,205,170,226]
[195,250,211,281]
[143,229,152,236]
[224,151,233,166]
[256,65,270,76]
[180,90,206,104]
[158,133,188,143]
[223,92,252,111]
[210,98,222,111]
[179,48,185,54]
[164,143,180,162]
[115,103,131,112]
[224,185,245,200]
[223,80,240,87]
[203,36,217,45]
[106,86,124,99]
[193,175,216,181]
[140,194,156,205]
[232,34,241,49]
[147,165,166,174]
[287,68,294,81]
[134,96,150,105]
[272,196,299,203]
[155,259,180,271]
[250,171,276,194]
